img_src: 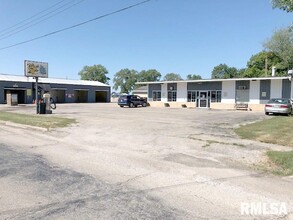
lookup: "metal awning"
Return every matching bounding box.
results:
[51,88,67,90]
[38,84,51,92]
[4,87,27,90]
[74,89,89,91]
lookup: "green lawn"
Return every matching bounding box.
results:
[267,151,293,176]
[235,117,293,176]
[0,111,76,129]
[235,117,293,147]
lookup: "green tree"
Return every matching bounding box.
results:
[113,69,138,94]
[243,67,264,78]
[211,64,239,79]
[163,73,183,81]
[238,68,246,77]
[186,74,202,80]
[271,0,293,12]
[78,64,110,84]
[263,28,293,71]
[138,69,161,82]
[244,51,282,77]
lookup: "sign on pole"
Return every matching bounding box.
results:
[24,60,48,78]
[24,60,48,114]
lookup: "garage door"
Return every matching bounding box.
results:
[50,89,66,103]
[4,89,26,104]
[74,90,88,103]
[95,91,107,102]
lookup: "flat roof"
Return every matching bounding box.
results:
[0,73,110,87]
[133,85,147,92]
[136,76,289,84]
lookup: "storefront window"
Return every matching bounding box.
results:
[152,91,161,101]
[211,91,221,102]
[168,91,177,102]
[187,91,197,102]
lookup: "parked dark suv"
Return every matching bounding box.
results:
[118,95,147,108]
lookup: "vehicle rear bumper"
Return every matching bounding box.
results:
[118,102,129,106]
[265,107,291,114]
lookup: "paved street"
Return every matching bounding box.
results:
[0,103,292,219]
[0,143,183,219]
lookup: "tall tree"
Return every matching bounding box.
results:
[244,51,282,77]
[78,64,110,84]
[271,0,293,12]
[138,69,161,82]
[163,73,182,81]
[113,69,138,94]
[211,64,239,79]
[186,74,202,80]
[263,27,293,71]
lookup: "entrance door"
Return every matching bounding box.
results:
[198,91,208,108]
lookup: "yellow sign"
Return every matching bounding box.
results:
[24,60,48,78]
[27,63,39,75]
[27,89,32,96]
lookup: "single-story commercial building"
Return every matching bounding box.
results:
[132,85,148,98]
[137,76,293,111]
[0,74,111,104]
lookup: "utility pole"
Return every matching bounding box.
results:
[35,77,39,114]
[265,55,268,77]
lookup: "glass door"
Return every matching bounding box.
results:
[198,91,208,108]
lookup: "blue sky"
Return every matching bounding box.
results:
[0,0,292,86]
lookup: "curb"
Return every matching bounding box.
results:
[0,120,49,132]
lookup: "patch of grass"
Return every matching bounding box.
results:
[188,135,245,148]
[266,151,293,176]
[235,117,293,147]
[232,143,246,148]
[203,140,218,148]
[0,111,76,129]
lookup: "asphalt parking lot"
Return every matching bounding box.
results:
[0,103,292,219]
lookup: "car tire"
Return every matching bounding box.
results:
[265,112,269,115]
[120,105,123,108]
[142,102,147,107]
[129,102,134,108]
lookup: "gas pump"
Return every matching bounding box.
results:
[43,93,52,114]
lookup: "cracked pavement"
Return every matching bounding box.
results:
[0,103,292,219]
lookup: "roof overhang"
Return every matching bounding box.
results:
[0,73,110,87]
[136,77,289,85]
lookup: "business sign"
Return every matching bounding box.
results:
[24,60,48,78]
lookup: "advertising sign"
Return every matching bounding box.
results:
[24,60,48,78]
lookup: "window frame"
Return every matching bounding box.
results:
[210,90,222,103]
[152,90,161,101]
[187,90,197,102]
[167,90,177,102]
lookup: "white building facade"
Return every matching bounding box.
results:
[138,77,293,111]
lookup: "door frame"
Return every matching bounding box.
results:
[197,91,209,108]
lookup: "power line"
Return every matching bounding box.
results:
[0,0,85,40]
[0,0,152,51]
[0,0,69,34]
